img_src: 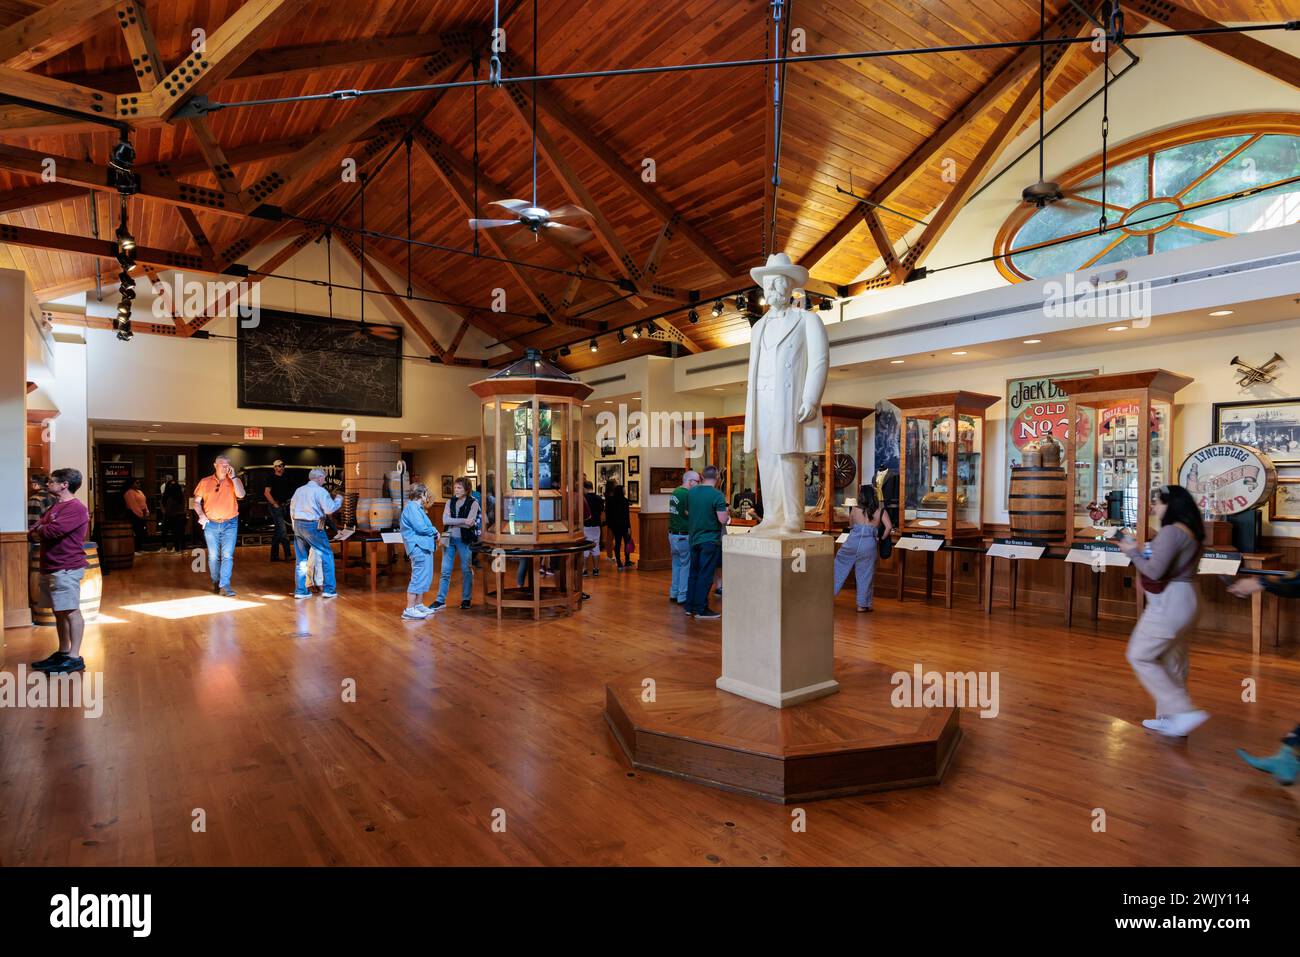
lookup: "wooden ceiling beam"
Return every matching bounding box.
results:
[335,232,449,360]
[0,181,84,214]
[0,65,117,119]
[0,0,118,68]
[1126,1,1300,88]
[175,207,217,267]
[112,0,164,92]
[151,0,300,120]
[798,2,1093,274]
[0,142,244,216]
[522,79,738,281]
[0,220,212,274]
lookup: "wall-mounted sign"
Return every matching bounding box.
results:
[243,427,263,441]
[1005,370,1096,507]
[1178,443,1277,516]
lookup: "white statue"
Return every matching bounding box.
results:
[743,253,830,537]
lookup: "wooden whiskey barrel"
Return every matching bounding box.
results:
[1008,467,1068,542]
[355,497,395,531]
[344,441,401,499]
[30,542,102,625]
[100,520,135,570]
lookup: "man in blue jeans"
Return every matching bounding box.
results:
[194,455,245,597]
[685,465,730,620]
[666,469,699,605]
[289,468,343,598]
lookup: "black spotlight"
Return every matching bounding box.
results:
[118,271,136,301]
[631,325,641,340]
[109,133,139,195]
[818,296,833,311]
[735,292,747,311]
[589,338,598,353]
[559,345,571,357]
[711,299,723,317]
[688,308,699,324]
[617,329,627,344]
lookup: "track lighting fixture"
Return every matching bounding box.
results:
[711,299,723,317]
[735,292,747,311]
[631,325,641,340]
[818,296,832,312]
[589,339,598,353]
[108,131,139,195]
[559,346,571,357]
[617,329,627,344]
[688,308,699,324]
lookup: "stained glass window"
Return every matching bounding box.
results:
[997,123,1300,282]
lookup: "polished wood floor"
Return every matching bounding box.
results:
[1,546,1297,866]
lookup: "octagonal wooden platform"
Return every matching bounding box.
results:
[604,655,961,804]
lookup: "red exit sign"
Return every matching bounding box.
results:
[243,427,264,441]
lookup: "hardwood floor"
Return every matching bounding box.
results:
[1,546,1297,866]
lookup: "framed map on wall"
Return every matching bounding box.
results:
[237,308,403,417]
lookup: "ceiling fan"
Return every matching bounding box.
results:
[466,2,592,248]
[470,199,593,246]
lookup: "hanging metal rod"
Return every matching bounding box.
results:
[176,20,1298,116]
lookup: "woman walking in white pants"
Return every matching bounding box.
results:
[1117,485,1208,738]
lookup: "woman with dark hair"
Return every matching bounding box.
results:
[604,480,633,570]
[833,483,893,612]
[1117,484,1208,738]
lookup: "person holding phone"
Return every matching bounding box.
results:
[193,455,245,597]
[1116,485,1207,738]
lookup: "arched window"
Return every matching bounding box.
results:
[994,114,1300,282]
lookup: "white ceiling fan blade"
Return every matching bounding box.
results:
[544,222,593,244]
[503,229,543,249]
[489,199,530,212]
[547,204,591,221]
[469,218,520,229]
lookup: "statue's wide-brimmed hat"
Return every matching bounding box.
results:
[750,252,808,287]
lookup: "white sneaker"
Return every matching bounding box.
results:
[401,607,430,620]
[416,604,438,614]
[1141,715,1169,731]
[1163,710,1209,737]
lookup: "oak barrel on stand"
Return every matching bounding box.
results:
[1008,467,1067,542]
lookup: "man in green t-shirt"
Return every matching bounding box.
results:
[666,470,699,605]
[685,465,730,619]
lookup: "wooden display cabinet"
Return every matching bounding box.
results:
[1052,369,1192,543]
[893,390,999,542]
[802,404,873,533]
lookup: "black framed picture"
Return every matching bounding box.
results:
[628,455,640,475]
[600,442,616,457]
[627,480,640,505]
[595,459,624,490]
[1213,398,1300,465]
[441,475,454,498]
[237,307,402,416]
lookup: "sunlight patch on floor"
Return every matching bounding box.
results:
[120,596,263,620]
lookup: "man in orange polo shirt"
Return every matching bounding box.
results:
[193,455,245,596]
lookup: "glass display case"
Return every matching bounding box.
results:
[803,404,873,533]
[892,391,1000,540]
[684,420,715,477]
[1052,369,1191,541]
[725,418,760,525]
[470,352,590,548]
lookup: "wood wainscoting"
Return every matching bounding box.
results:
[636,512,671,571]
[2,530,31,630]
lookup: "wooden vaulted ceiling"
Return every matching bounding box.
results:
[0,0,1295,372]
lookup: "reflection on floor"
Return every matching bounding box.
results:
[0,545,1296,865]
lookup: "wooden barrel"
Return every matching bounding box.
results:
[340,491,360,528]
[344,441,401,499]
[100,520,135,570]
[1008,467,1068,542]
[387,469,409,502]
[356,497,395,531]
[30,542,102,625]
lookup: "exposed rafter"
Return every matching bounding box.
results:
[0,0,118,68]
[1127,0,1300,89]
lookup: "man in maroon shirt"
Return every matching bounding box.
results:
[28,467,90,674]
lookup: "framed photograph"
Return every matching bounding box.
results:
[465,445,477,475]
[627,480,640,505]
[649,466,680,494]
[595,459,624,490]
[1271,477,1300,522]
[600,442,616,457]
[1102,441,1114,458]
[1126,426,1138,440]
[628,455,640,475]
[1213,398,1300,465]
[440,474,454,498]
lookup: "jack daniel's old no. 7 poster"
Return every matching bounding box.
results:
[1005,370,1097,507]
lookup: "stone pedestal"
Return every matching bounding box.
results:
[716,531,838,707]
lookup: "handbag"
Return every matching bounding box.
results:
[1137,552,1197,594]
[877,521,893,560]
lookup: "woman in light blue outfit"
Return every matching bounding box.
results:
[400,483,439,620]
[434,477,480,610]
[833,484,892,612]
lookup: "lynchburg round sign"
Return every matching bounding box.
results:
[1178,443,1277,516]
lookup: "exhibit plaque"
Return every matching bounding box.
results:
[988,538,1047,560]
[1198,550,1242,575]
[897,534,944,552]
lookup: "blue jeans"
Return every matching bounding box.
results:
[833,523,879,609]
[269,505,291,560]
[668,533,691,602]
[686,540,722,614]
[293,520,336,595]
[203,517,238,588]
[437,537,474,603]
[407,546,434,596]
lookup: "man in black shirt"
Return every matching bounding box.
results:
[263,460,298,562]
